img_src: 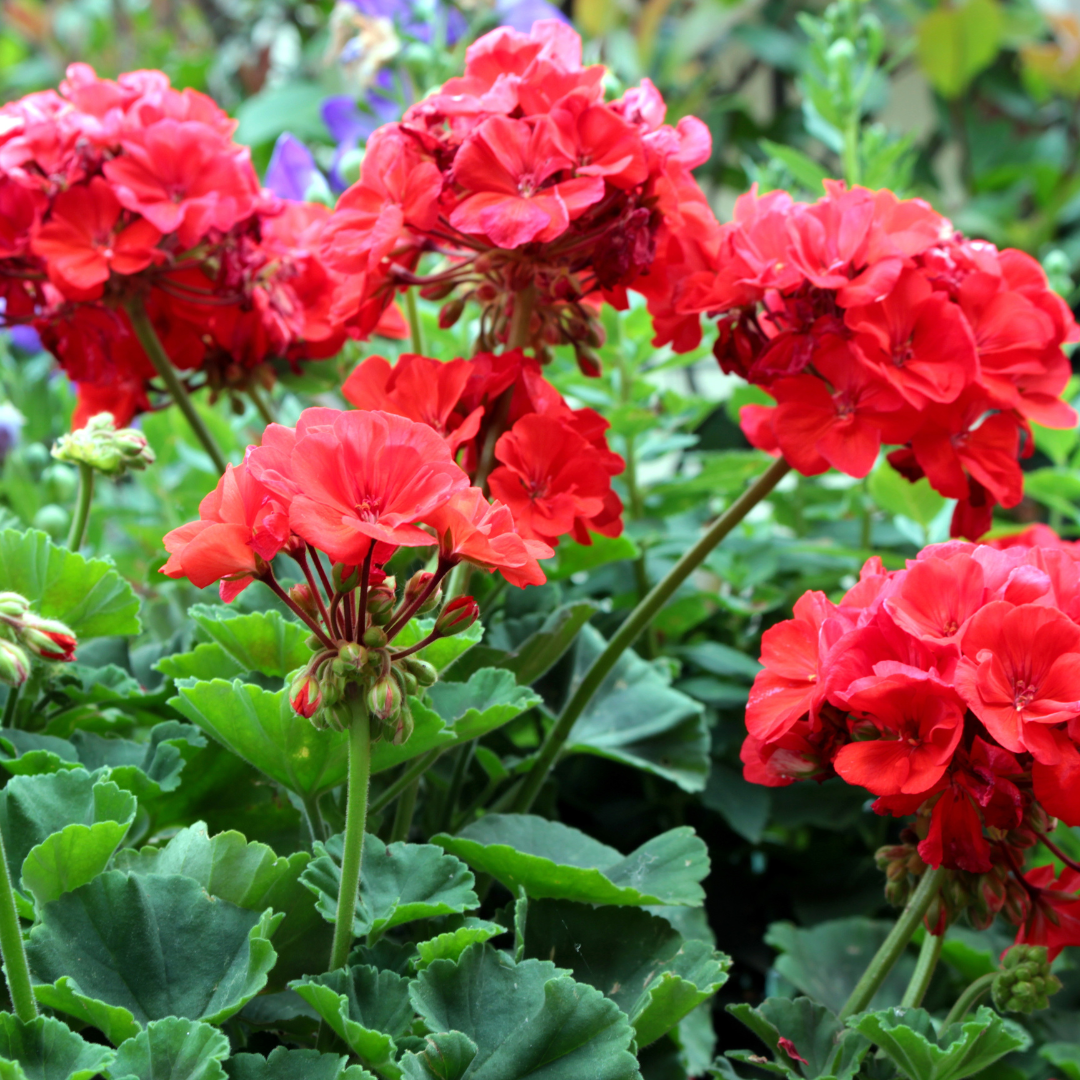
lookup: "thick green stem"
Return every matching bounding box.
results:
[405,288,424,355]
[901,930,943,1008]
[126,299,228,474]
[1,686,18,730]
[327,694,372,973]
[389,777,420,844]
[67,463,94,552]
[838,866,947,1020]
[512,456,793,814]
[370,749,442,815]
[0,830,36,1022]
[943,972,995,1027]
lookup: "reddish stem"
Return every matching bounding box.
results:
[1038,831,1080,875]
[262,571,336,651]
[385,561,451,641]
[293,548,334,633]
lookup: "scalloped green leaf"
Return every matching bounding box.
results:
[155,643,245,683]
[410,943,641,1080]
[290,966,413,1074]
[0,529,140,639]
[189,606,314,678]
[522,900,730,1046]
[106,1018,229,1080]
[851,1006,1031,1080]
[301,833,477,936]
[70,722,205,798]
[414,919,505,969]
[0,732,81,778]
[170,680,456,798]
[398,1032,478,1080]
[22,820,133,906]
[426,669,541,740]
[27,872,281,1044]
[392,617,484,673]
[433,815,708,906]
[113,822,327,989]
[224,1047,376,1080]
[0,1011,115,1080]
[0,769,136,885]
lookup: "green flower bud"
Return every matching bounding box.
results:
[18,613,77,662]
[0,638,30,687]
[336,642,368,674]
[367,674,402,722]
[0,593,30,620]
[51,412,154,476]
[332,563,361,592]
[366,583,397,625]
[363,626,388,648]
[993,945,1062,1014]
[405,657,437,687]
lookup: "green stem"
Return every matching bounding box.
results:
[248,383,276,426]
[389,777,420,844]
[901,930,943,1008]
[511,456,792,814]
[943,972,996,1027]
[0,829,36,1022]
[327,693,372,973]
[369,749,442,816]
[126,299,228,474]
[843,113,861,187]
[441,741,474,832]
[67,463,94,552]
[838,866,947,1020]
[2,684,20,730]
[405,288,424,355]
[301,794,326,845]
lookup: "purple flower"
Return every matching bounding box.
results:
[265,133,322,201]
[7,325,41,354]
[0,403,24,464]
[495,0,569,31]
[344,0,466,44]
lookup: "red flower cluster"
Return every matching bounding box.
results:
[319,19,714,371]
[679,182,1079,539]
[0,65,346,427]
[342,348,625,546]
[741,528,1080,953]
[162,406,553,602]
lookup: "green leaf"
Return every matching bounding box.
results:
[851,1006,1030,1080]
[0,732,81,778]
[69,722,205,798]
[106,1018,229,1080]
[1040,1042,1080,1080]
[234,82,327,146]
[155,643,245,683]
[496,602,598,685]
[0,769,136,885]
[433,815,708,906]
[522,900,730,1046]
[113,822,326,988]
[0,529,140,638]
[22,821,132,906]
[0,1012,115,1080]
[171,680,455,798]
[301,833,478,936]
[426,669,541,740]
[225,1047,376,1080]
[759,140,828,192]
[189,606,314,678]
[398,1033,478,1080]
[868,463,946,530]
[392,618,485,673]
[676,642,761,682]
[414,919,506,969]
[764,918,915,1015]
[702,765,771,844]
[547,535,640,582]
[1022,468,1080,524]
[27,872,282,1044]
[565,625,710,792]
[410,943,641,1080]
[290,966,413,1073]
[916,0,1003,99]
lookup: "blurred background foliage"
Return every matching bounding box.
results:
[5,0,1080,1075]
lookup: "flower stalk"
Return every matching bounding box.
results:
[943,972,995,1027]
[67,463,94,552]
[512,455,792,814]
[900,929,943,1008]
[0,828,37,1022]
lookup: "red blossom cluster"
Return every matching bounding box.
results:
[742,527,1080,953]
[0,65,347,427]
[677,182,1079,539]
[318,19,715,371]
[342,348,624,546]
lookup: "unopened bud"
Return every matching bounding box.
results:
[368,674,403,722]
[390,702,415,746]
[335,642,368,674]
[405,657,437,687]
[439,297,465,329]
[52,412,154,476]
[404,571,441,614]
[19,614,76,662]
[366,584,397,624]
[290,671,323,719]
[320,669,345,706]
[993,945,1062,1014]
[289,582,320,620]
[433,596,479,638]
[0,593,29,620]
[332,563,361,592]
[363,626,388,649]
[0,639,30,687]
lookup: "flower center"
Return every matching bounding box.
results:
[354,498,380,523]
[1014,681,1038,708]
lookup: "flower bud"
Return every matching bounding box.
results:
[366,583,397,625]
[993,945,1062,1014]
[363,626,388,649]
[0,639,30,687]
[290,671,323,719]
[332,563,361,592]
[0,593,29,620]
[368,674,403,722]
[404,571,441,614]
[320,669,346,705]
[434,596,479,638]
[19,614,76,662]
[289,583,320,620]
[390,702,415,746]
[336,642,368,674]
[405,657,437,687]
[51,412,154,476]
[439,297,466,329]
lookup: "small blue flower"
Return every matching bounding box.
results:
[7,325,42,354]
[322,70,411,189]
[265,133,323,201]
[0,402,25,465]
[494,0,570,30]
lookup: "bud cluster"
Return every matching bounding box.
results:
[992,945,1062,1014]
[0,591,77,687]
[52,412,155,477]
[287,564,478,741]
